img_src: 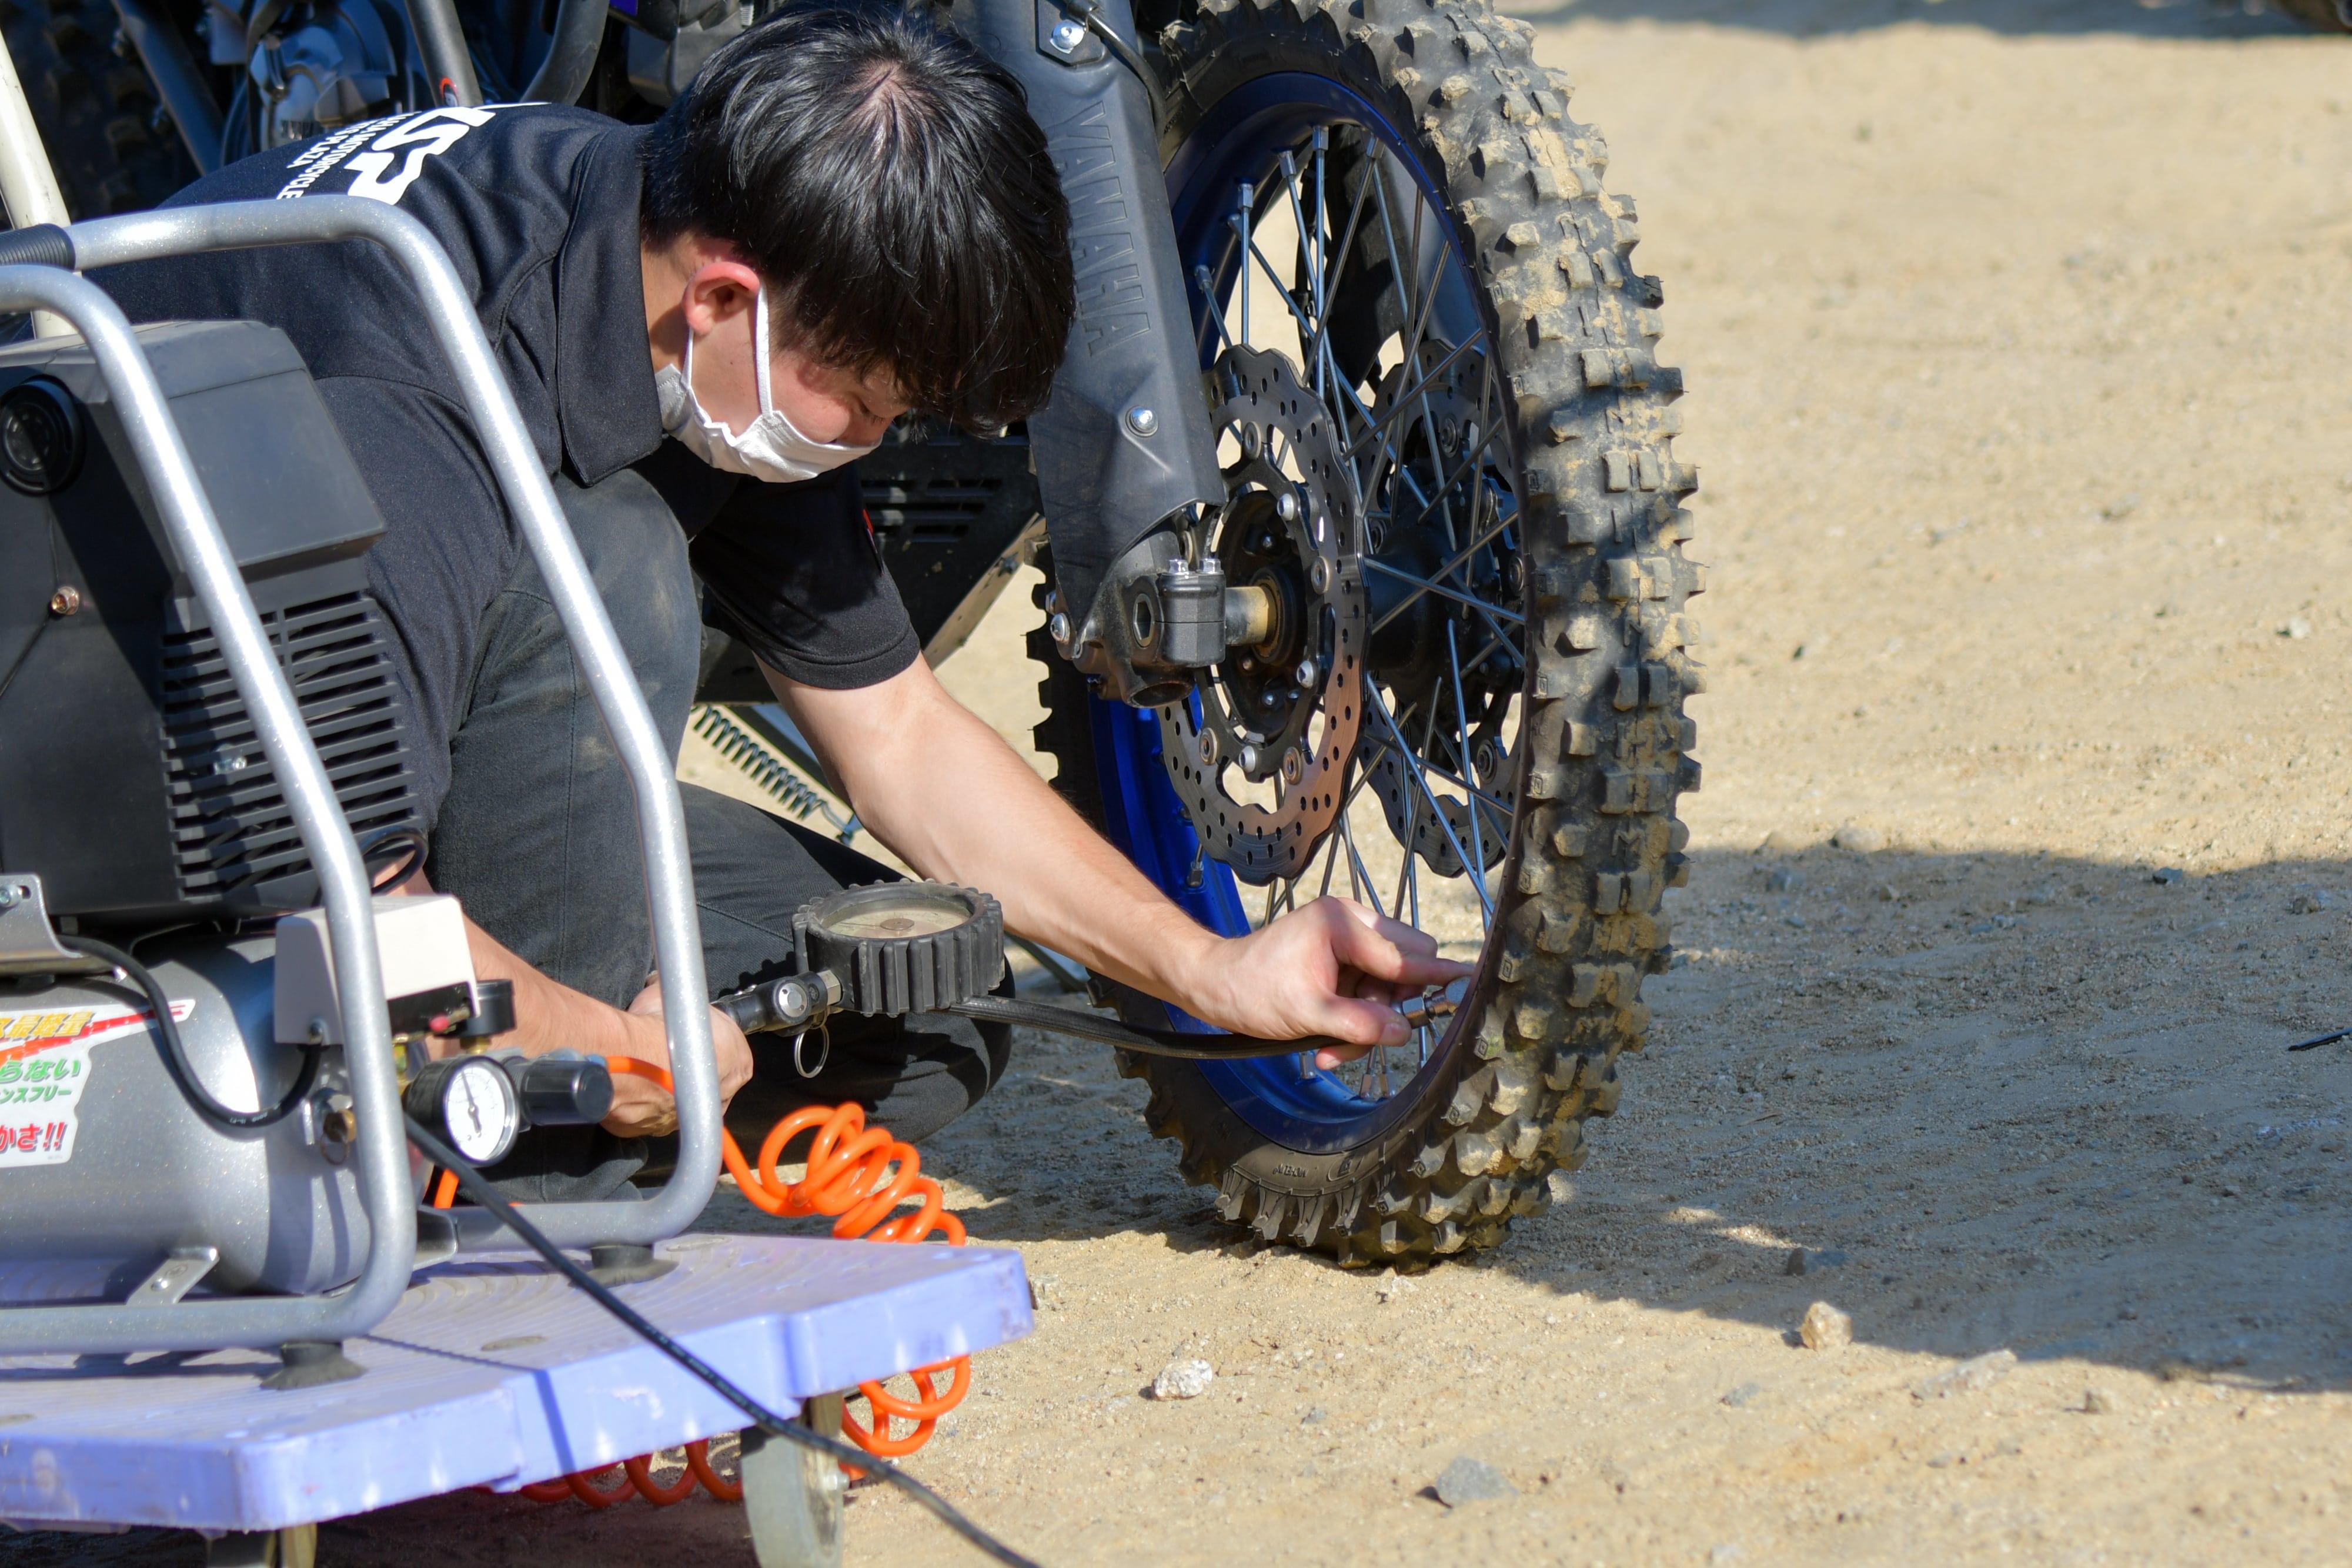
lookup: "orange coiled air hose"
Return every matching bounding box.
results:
[439,1056,973,1509]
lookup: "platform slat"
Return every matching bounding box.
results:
[0,1234,1029,1532]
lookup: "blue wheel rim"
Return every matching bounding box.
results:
[1081,72,1480,1155]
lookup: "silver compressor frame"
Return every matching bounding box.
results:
[0,196,724,1357]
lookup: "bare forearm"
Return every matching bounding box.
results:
[457,918,661,1063]
[390,867,664,1065]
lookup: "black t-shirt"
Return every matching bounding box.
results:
[94,104,919,827]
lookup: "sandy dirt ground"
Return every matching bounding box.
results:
[13,1,2352,1564]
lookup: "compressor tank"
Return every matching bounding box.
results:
[0,934,370,1300]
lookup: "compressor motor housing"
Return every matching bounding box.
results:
[0,317,425,925]
[0,318,430,1301]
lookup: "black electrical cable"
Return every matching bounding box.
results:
[1043,0,1158,105]
[402,1115,1040,1568]
[58,934,319,1130]
[944,993,1341,1060]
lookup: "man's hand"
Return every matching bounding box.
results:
[603,978,756,1138]
[1178,898,1472,1069]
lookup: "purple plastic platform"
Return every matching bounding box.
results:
[0,1233,1030,1533]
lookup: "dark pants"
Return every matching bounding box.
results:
[425,465,1009,1198]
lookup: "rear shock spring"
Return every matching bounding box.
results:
[689,704,856,840]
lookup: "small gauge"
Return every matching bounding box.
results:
[811,886,981,941]
[405,1054,522,1166]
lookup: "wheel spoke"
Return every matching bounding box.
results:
[1342,326,1484,467]
[1368,502,1518,637]
[1360,557,1524,627]
[1364,684,1493,921]
[1446,621,1488,924]
[1338,804,1386,921]
[1193,262,1237,354]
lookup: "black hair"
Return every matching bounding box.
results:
[640,0,1074,429]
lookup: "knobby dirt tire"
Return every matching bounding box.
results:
[1030,0,1704,1268]
[1,0,195,218]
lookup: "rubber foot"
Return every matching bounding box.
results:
[587,1242,677,1287]
[260,1339,365,1391]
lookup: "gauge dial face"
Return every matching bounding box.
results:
[443,1057,520,1164]
[817,897,970,940]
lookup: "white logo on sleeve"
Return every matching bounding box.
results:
[275,105,504,204]
[343,105,499,205]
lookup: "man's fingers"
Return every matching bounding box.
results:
[1311,994,1409,1052]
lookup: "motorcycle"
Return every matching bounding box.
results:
[21,0,1703,1267]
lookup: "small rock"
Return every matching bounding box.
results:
[1376,1274,1415,1304]
[1709,1546,1745,1566]
[1799,1301,1853,1350]
[2281,616,2313,640]
[2116,1306,2139,1321]
[1926,1450,1962,1469]
[1766,868,1804,893]
[1813,1248,1849,1268]
[1874,883,1899,902]
[1721,1382,1764,1407]
[2289,890,2333,915]
[1830,823,1885,854]
[2082,1386,2117,1415]
[1300,1405,1328,1426]
[1433,1455,1516,1507]
[1784,1246,1808,1276]
[1150,1358,1214,1400]
[2100,493,2140,520]
[1913,1348,2017,1400]
[2151,867,2185,886]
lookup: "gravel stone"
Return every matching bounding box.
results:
[1433,1455,1516,1507]
[1150,1358,1214,1400]
[1800,1301,1853,1350]
[1832,823,1886,852]
[1721,1382,1764,1407]
[2083,1386,2117,1415]
[1766,868,1804,892]
[2151,867,2185,885]
[1913,1348,2017,1399]
[1785,1246,1808,1275]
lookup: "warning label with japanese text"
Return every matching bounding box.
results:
[0,998,193,1168]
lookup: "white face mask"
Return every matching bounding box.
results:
[654,283,880,483]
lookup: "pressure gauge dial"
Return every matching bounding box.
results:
[405,1054,522,1166]
[793,882,1005,1017]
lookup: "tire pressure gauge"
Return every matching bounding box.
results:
[795,883,1005,1017]
[405,1054,522,1165]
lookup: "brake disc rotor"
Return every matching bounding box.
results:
[1358,343,1519,876]
[1157,345,1365,885]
